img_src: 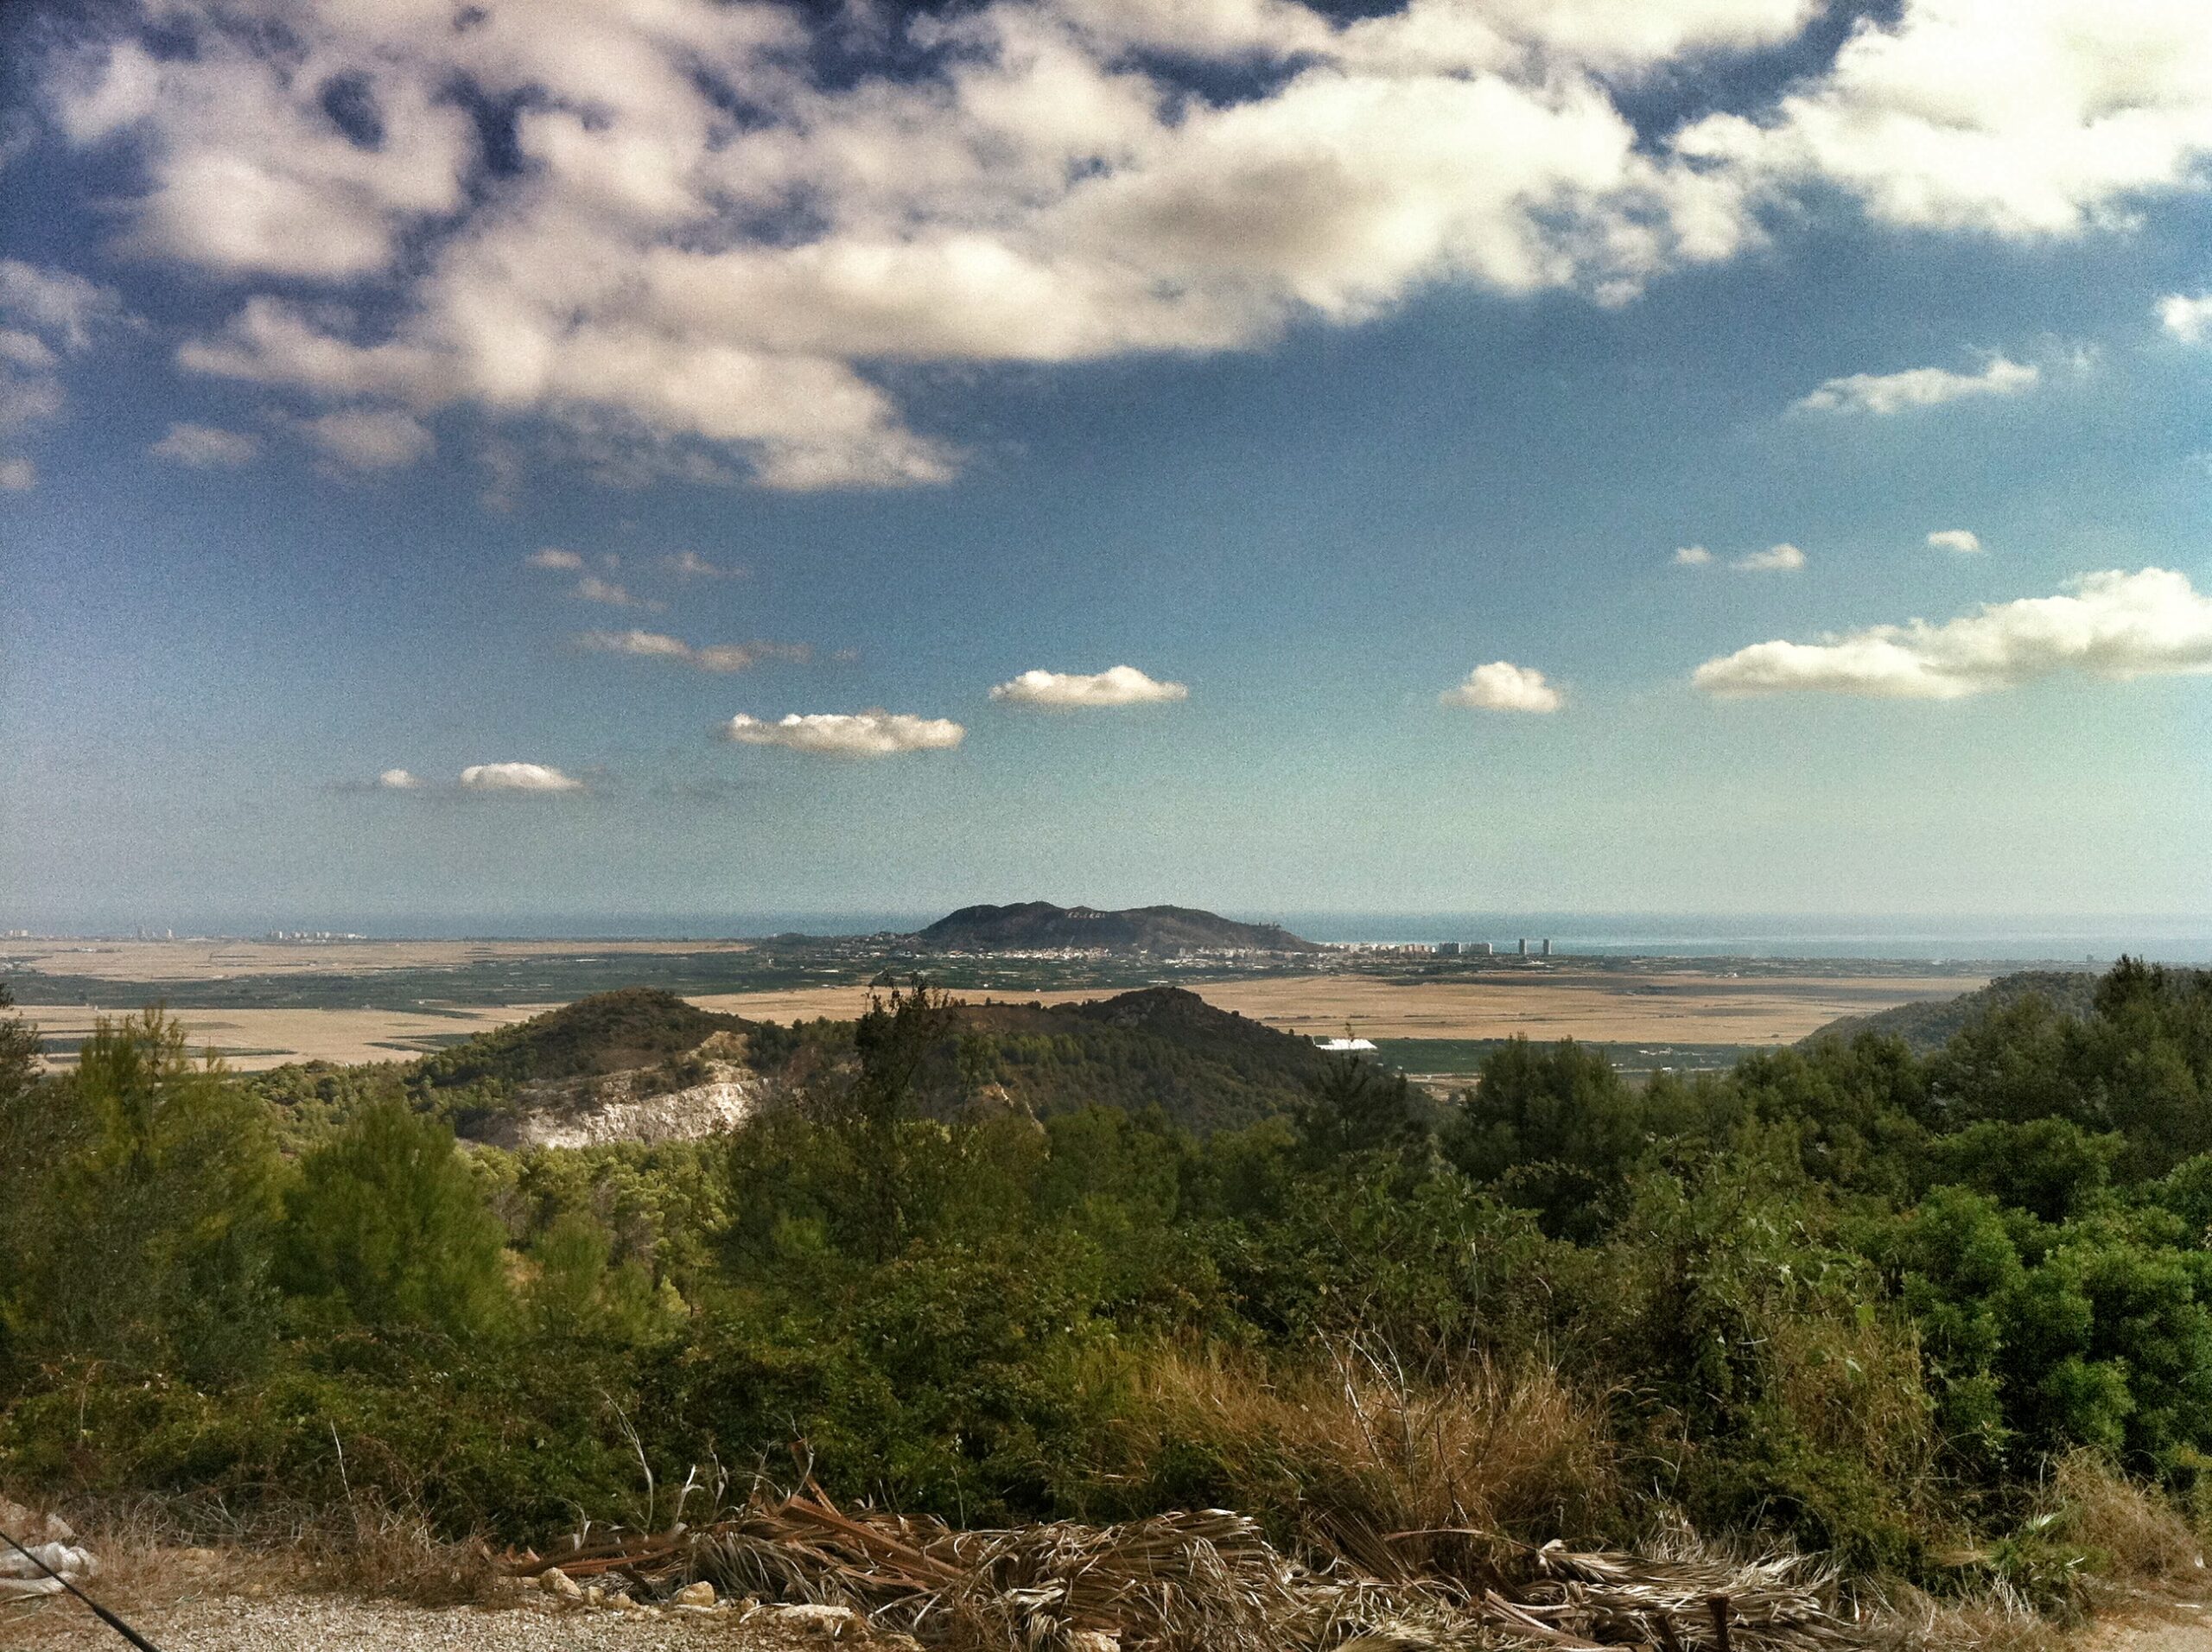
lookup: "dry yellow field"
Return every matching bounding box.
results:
[17,964,1986,1071]
[24,1002,551,1069]
[690,968,1988,1046]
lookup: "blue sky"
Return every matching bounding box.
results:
[3,0,2210,931]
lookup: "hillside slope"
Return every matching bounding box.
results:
[950,986,1336,1132]
[1803,969,2102,1051]
[914,901,1320,953]
[380,983,1336,1141]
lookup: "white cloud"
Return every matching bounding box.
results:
[526,547,585,570]
[1674,544,1713,566]
[150,421,258,466]
[0,259,123,351]
[989,665,1189,708]
[458,761,585,793]
[664,550,737,578]
[581,627,692,661]
[1692,568,2212,700]
[81,0,1794,489]
[0,259,126,438]
[40,0,2212,490]
[375,768,421,790]
[304,406,432,471]
[578,629,807,671]
[2159,292,2212,344]
[0,457,34,491]
[1440,660,1563,712]
[0,329,57,370]
[1675,0,2212,238]
[1793,356,2039,416]
[723,710,965,757]
[1734,543,1806,571]
[573,574,664,611]
[1928,529,1984,554]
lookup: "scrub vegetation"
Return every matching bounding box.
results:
[1,963,2209,1623]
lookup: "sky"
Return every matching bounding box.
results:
[2,0,2210,933]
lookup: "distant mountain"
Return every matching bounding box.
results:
[1802,969,2102,1052]
[912,901,1322,954]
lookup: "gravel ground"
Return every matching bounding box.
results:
[0,1592,838,1651]
[2083,1603,2212,1652]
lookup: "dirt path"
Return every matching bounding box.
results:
[0,1592,836,1651]
[2082,1604,2212,1650]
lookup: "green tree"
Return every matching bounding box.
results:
[1,1008,283,1382]
[816,980,955,1261]
[1290,1054,1425,1168]
[281,1101,512,1341]
[1443,1037,1642,1239]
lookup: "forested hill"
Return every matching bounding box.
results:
[405,987,779,1090]
[330,982,1335,1139]
[1805,969,2105,1052]
[953,986,1338,1132]
[913,901,1322,953]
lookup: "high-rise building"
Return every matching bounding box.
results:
[1541,938,1553,956]
[1516,937,1529,956]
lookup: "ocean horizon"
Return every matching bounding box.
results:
[10,910,2212,964]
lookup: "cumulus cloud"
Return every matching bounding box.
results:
[458,761,585,792]
[2160,293,2212,343]
[1676,0,2212,237]
[42,0,1815,489]
[1793,356,2038,416]
[1735,543,1806,571]
[1674,544,1713,566]
[526,547,585,570]
[1928,529,1984,554]
[0,457,34,491]
[35,0,2212,488]
[375,768,421,789]
[578,629,808,671]
[150,421,258,466]
[1692,569,2212,700]
[1440,661,1562,712]
[989,665,1189,708]
[304,406,432,471]
[724,710,965,757]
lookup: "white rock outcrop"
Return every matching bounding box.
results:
[0,1496,94,1599]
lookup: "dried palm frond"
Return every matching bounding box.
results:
[507,1489,1878,1652]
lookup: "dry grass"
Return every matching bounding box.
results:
[2043,1452,2207,1598]
[1125,1342,1624,1582]
[26,1493,508,1610]
[1855,1580,2067,1652]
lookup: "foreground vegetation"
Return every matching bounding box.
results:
[1,963,2209,1621]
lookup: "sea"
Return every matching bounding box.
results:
[16,911,2212,964]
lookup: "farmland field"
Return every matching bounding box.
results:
[9,941,1987,1071]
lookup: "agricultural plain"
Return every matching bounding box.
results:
[9,937,1987,1070]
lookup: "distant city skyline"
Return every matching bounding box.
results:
[4,0,2210,925]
